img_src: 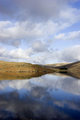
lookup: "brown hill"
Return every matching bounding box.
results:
[44,63,69,68]
[67,61,80,79]
[0,61,55,80]
[44,61,80,69]
[44,61,80,79]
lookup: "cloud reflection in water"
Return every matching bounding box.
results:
[0,74,80,120]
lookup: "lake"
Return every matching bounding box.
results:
[0,73,80,120]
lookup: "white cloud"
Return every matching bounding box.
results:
[0,46,34,62]
[54,31,80,41]
[0,0,80,47]
[0,20,58,47]
[0,44,80,64]
[59,45,80,62]
[0,20,80,48]
[31,40,50,52]
[0,21,11,29]
[10,48,30,59]
[0,46,9,57]
[25,45,80,64]
[54,33,65,40]
[0,0,80,63]
[60,7,80,24]
[65,31,80,40]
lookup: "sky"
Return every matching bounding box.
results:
[0,0,80,64]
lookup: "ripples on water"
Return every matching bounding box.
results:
[0,73,80,120]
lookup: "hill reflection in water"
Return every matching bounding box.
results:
[0,70,80,80]
[0,73,80,120]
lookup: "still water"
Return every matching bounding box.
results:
[0,73,80,120]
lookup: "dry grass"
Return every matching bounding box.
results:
[44,63,69,67]
[0,61,55,80]
[0,61,80,80]
[0,61,54,72]
[68,62,80,71]
[67,62,80,79]
[44,61,80,79]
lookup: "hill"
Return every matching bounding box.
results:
[0,61,55,80]
[0,61,80,80]
[67,61,80,79]
[44,61,80,70]
[44,63,69,68]
[44,61,80,79]
[0,61,55,72]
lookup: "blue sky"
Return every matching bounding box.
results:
[0,0,80,64]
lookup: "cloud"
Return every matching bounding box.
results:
[0,20,58,47]
[9,48,33,59]
[0,46,34,62]
[0,0,68,20]
[31,45,80,64]
[31,40,50,52]
[0,0,80,47]
[0,46,9,61]
[0,0,79,22]
[54,31,80,41]
[0,45,80,64]
[0,21,21,47]
[0,47,8,57]
[60,7,80,24]
[0,0,80,63]
[59,45,80,62]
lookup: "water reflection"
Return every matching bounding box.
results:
[0,74,80,120]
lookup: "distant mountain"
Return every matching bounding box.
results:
[44,61,80,79]
[43,63,69,68]
[44,61,80,69]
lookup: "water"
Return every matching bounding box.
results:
[0,73,80,120]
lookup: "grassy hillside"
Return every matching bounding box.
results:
[44,61,80,79]
[44,61,80,70]
[44,63,69,68]
[0,61,55,72]
[67,61,80,79]
[68,61,80,70]
[0,61,55,80]
[0,61,80,80]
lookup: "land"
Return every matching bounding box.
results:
[0,61,80,80]
[44,61,80,79]
[0,61,55,80]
